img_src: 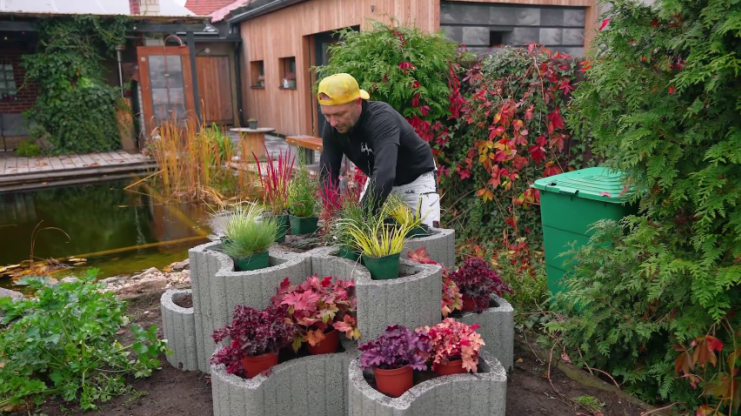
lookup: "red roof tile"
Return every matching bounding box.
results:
[184,0,235,16]
[210,0,252,22]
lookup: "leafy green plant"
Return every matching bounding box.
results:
[288,167,319,218]
[14,139,41,157]
[0,269,167,410]
[221,203,278,258]
[21,16,131,154]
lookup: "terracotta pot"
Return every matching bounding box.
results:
[241,352,278,379]
[373,365,413,397]
[462,294,476,312]
[433,359,467,376]
[307,328,339,355]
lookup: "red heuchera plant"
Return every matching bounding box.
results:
[270,274,360,351]
[416,318,485,372]
[253,147,295,215]
[210,304,295,376]
[448,257,513,313]
[358,324,432,371]
[407,247,462,317]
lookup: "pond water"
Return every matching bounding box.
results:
[0,179,214,289]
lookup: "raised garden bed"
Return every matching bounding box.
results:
[210,338,357,416]
[400,227,455,268]
[453,295,515,372]
[348,350,506,416]
[160,289,198,372]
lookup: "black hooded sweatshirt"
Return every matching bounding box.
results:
[319,100,436,213]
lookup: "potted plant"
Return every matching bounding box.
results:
[210,304,295,379]
[248,118,258,129]
[386,195,429,238]
[221,203,279,271]
[254,148,295,242]
[344,218,412,279]
[327,186,365,261]
[358,325,431,397]
[270,274,360,355]
[287,166,320,235]
[415,318,485,376]
[448,257,513,313]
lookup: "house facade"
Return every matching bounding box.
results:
[215,0,598,139]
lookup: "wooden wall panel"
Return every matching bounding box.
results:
[445,0,592,6]
[240,0,440,137]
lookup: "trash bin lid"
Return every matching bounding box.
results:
[531,167,631,203]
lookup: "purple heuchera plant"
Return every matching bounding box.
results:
[358,325,432,371]
[210,304,295,376]
[449,257,514,313]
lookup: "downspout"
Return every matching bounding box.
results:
[233,39,245,127]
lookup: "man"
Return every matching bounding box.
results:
[317,73,441,228]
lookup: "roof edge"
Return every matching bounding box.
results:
[224,0,308,24]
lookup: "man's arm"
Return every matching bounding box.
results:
[361,111,400,214]
[319,122,342,191]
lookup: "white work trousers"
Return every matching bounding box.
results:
[360,171,441,228]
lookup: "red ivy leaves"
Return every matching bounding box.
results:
[547,108,565,134]
[528,135,548,163]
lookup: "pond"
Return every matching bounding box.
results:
[0,179,214,290]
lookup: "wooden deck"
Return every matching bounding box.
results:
[0,151,157,191]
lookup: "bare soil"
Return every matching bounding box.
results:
[27,291,650,416]
[173,293,192,308]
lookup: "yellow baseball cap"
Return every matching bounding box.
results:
[317,73,370,105]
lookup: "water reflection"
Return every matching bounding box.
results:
[0,179,212,273]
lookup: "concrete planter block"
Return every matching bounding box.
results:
[355,259,442,342]
[458,295,514,372]
[189,241,311,372]
[210,339,357,416]
[348,350,507,416]
[160,289,198,371]
[401,227,455,268]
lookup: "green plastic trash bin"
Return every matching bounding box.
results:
[532,166,636,297]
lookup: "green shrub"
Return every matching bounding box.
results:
[14,139,41,157]
[0,269,168,410]
[221,204,278,258]
[555,0,741,407]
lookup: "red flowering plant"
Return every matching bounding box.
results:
[439,45,585,264]
[448,257,513,313]
[210,304,295,376]
[270,274,360,351]
[253,147,295,216]
[358,324,432,371]
[416,318,485,373]
[407,247,463,317]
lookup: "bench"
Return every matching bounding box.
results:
[286,135,323,165]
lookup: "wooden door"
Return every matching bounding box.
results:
[136,46,197,136]
[196,56,234,125]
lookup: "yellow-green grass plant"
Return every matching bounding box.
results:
[221,202,278,271]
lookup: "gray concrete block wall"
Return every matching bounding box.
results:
[354,260,442,342]
[210,339,357,416]
[348,350,507,416]
[188,242,312,373]
[441,1,587,57]
[160,289,198,371]
[401,227,456,268]
[458,295,515,372]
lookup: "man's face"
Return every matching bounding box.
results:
[321,99,361,134]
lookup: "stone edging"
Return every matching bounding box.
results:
[458,295,515,372]
[348,350,507,416]
[160,289,198,372]
[210,339,357,416]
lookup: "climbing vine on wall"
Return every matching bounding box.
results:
[22,15,131,154]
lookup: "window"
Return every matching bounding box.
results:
[250,60,264,88]
[0,62,17,102]
[489,31,505,47]
[279,57,296,89]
